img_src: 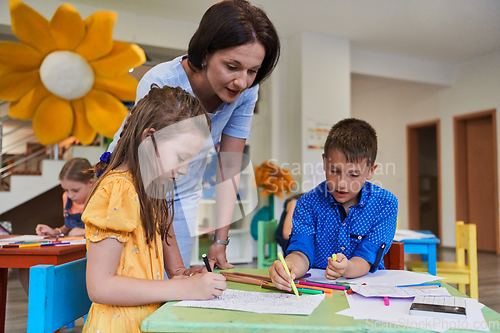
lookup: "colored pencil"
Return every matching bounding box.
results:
[260,283,303,296]
[297,280,346,290]
[296,288,323,294]
[293,284,333,294]
[278,253,300,300]
[399,285,440,289]
[397,282,441,288]
[303,280,351,289]
[231,272,272,283]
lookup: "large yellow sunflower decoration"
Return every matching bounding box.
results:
[0,0,146,145]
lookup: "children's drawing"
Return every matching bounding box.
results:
[173,289,324,315]
[350,285,451,298]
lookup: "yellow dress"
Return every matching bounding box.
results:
[82,170,164,333]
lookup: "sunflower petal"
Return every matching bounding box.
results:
[83,89,128,138]
[49,3,85,50]
[71,98,96,145]
[90,41,146,78]
[33,95,74,145]
[94,74,139,101]
[9,82,51,120]
[0,70,39,101]
[0,42,43,74]
[9,0,57,56]
[75,11,117,61]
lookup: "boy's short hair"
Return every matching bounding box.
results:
[324,118,377,167]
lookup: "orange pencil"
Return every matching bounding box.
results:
[19,243,42,248]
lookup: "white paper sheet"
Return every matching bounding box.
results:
[0,235,46,245]
[173,289,325,315]
[336,269,444,285]
[394,229,436,241]
[346,293,489,332]
[350,285,450,298]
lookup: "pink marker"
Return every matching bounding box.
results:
[297,280,346,290]
[384,297,390,306]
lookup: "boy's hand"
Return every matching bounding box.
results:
[268,259,299,291]
[326,253,349,279]
[186,272,227,299]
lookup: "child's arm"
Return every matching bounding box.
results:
[67,227,85,237]
[36,224,63,236]
[326,253,370,279]
[282,199,296,240]
[268,251,309,291]
[86,237,226,306]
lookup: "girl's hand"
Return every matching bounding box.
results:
[268,259,298,291]
[35,224,56,236]
[207,243,234,270]
[185,272,227,299]
[326,253,349,279]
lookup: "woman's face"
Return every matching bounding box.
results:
[155,131,206,183]
[204,42,266,103]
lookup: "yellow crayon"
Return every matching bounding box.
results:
[277,253,300,300]
[332,254,337,261]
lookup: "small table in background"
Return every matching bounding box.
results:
[0,235,86,333]
[398,230,440,276]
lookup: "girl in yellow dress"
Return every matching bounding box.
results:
[82,85,226,333]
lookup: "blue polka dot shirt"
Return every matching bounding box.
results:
[286,181,398,272]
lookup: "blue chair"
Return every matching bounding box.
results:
[27,257,91,333]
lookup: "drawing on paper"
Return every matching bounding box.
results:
[173,289,325,315]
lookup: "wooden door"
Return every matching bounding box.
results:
[407,120,441,238]
[455,110,499,253]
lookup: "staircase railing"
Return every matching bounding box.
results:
[0,100,60,191]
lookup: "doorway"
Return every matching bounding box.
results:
[454,109,499,254]
[407,120,441,238]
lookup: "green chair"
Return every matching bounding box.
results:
[257,219,278,269]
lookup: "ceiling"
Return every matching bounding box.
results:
[57,0,500,64]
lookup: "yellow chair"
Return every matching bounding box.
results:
[406,221,478,299]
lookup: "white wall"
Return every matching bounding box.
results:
[352,51,500,247]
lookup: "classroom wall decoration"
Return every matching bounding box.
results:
[0,0,146,145]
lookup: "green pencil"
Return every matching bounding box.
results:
[296,288,324,294]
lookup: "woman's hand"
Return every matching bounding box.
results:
[185,272,227,300]
[171,266,207,277]
[35,224,56,236]
[207,242,234,270]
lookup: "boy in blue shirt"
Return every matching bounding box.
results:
[269,118,398,290]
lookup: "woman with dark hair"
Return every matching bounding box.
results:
[110,0,280,271]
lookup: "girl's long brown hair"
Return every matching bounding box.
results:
[86,84,211,245]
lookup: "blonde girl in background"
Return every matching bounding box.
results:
[82,85,226,333]
[19,158,93,294]
[36,157,93,237]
